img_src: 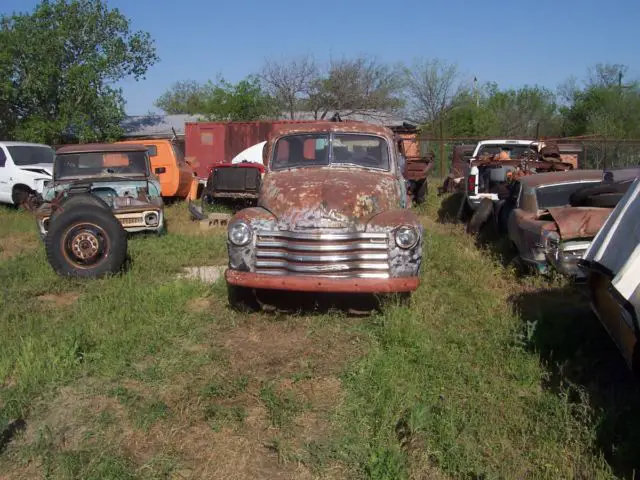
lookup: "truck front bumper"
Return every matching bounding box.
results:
[225,269,420,293]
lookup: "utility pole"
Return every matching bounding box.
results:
[474,76,479,108]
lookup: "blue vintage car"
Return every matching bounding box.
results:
[35,143,165,238]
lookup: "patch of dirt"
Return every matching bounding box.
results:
[186,296,212,313]
[219,318,365,380]
[177,266,225,283]
[37,292,80,308]
[0,462,42,480]
[17,387,126,454]
[0,234,38,261]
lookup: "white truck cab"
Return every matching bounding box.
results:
[464,139,541,210]
[0,141,54,205]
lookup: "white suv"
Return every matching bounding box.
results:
[0,141,54,206]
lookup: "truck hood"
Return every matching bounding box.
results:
[259,168,400,229]
[19,164,52,176]
[544,207,613,240]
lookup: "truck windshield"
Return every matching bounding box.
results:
[536,181,601,209]
[272,133,390,171]
[55,151,149,179]
[7,146,54,166]
[477,144,535,159]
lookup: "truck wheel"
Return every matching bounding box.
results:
[496,202,513,235]
[227,284,259,312]
[466,198,493,234]
[12,186,33,209]
[45,202,127,279]
[414,180,428,205]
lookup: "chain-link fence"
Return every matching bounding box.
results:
[415,136,640,177]
[581,140,640,169]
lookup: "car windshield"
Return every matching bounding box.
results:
[55,151,149,179]
[536,181,601,209]
[8,145,54,166]
[271,133,390,171]
[477,144,535,159]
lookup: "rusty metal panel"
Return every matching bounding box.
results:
[185,120,324,179]
[545,207,614,240]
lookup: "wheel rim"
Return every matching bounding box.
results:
[62,222,110,268]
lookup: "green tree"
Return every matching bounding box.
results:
[154,80,210,115]
[561,64,640,138]
[155,75,278,121]
[0,0,158,144]
[306,56,405,120]
[445,83,561,138]
[202,76,279,121]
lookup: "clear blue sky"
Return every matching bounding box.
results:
[4,0,640,115]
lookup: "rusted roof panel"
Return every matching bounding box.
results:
[57,143,148,154]
[270,121,394,139]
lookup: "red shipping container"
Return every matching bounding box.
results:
[185,120,322,179]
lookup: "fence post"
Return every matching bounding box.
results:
[439,139,445,177]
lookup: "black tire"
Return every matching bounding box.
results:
[466,198,493,234]
[414,180,428,205]
[11,186,32,208]
[45,203,127,279]
[508,249,531,277]
[227,284,259,312]
[632,343,640,380]
[496,201,514,235]
[455,195,473,223]
[569,182,630,207]
[581,193,624,208]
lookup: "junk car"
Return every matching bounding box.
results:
[35,144,164,238]
[503,170,611,277]
[223,122,423,309]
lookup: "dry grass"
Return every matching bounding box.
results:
[0,233,39,261]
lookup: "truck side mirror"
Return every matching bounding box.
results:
[155,167,166,174]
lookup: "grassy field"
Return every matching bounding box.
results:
[1,190,639,479]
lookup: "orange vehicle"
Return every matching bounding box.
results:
[116,139,198,199]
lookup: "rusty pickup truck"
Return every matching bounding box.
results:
[223,121,423,310]
[503,170,612,278]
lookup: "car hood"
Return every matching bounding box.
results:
[259,168,401,229]
[544,207,613,240]
[19,164,52,176]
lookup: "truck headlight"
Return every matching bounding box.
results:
[395,225,419,249]
[228,221,252,246]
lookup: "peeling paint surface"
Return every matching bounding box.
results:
[544,207,613,240]
[259,168,400,231]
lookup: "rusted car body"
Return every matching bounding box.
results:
[579,178,640,373]
[439,144,476,195]
[505,170,610,277]
[35,144,164,237]
[224,121,423,303]
[395,135,434,204]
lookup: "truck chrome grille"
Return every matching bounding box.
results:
[255,230,390,278]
